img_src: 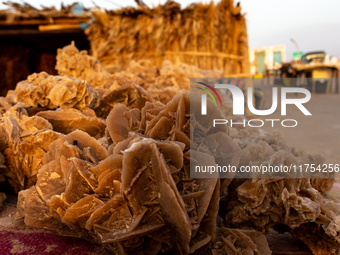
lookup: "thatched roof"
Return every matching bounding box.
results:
[0,0,250,77]
[0,1,91,24]
[85,0,250,76]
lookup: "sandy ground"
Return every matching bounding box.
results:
[255,87,340,165]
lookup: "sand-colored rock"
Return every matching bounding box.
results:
[7,72,98,110]
[0,104,63,191]
[37,108,106,138]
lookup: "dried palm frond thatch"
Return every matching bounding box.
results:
[85,0,250,77]
[0,1,91,23]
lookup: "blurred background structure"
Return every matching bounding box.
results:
[249,45,286,76]
[0,0,251,97]
[2,0,340,94]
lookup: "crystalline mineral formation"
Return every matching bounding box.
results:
[13,81,339,254]
[211,227,272,255]
[0,104,63,191]
[36,108,106,139]
[95,83,153,118]
[17,93,224,254]
[6,72,98,110]
[0,152,6,209]
[290,198,340,255]
[0,97,12,118]
[17,131,217,253]
[0,42,335,255]
[56,41,110,88]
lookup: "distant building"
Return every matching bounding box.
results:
[249,45,286,75]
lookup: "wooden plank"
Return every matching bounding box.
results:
[54,18,90,24]
[38,24,80,31]
[0,19,51,25]
[0,18,89,25]
[0,28,84,36]
[0,28,38,35]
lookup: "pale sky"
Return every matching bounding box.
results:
[1,0,340,61]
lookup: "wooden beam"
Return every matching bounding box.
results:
[0,19,50,25]
[38,24,80,31]
[0,18,89,25]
